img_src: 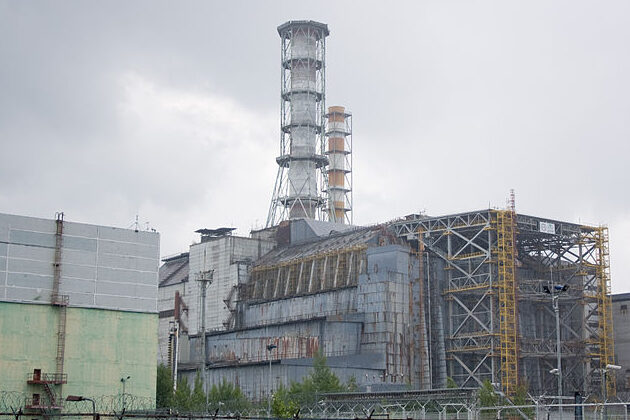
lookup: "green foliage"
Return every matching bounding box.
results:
[311,352,344,392]
[287,351,345,405]
[509,382,534,417]
[346,375,359,392]
[446,377,458,389]
[191,373,206,412]
[479,379,498,408]
[156,364,173,409]
[208,379,250,414]
[512,382,529,406]
[172,376,192,412]
[271,385,300,418]
[156,370,249,414]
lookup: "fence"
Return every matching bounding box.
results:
[3,390,630,420]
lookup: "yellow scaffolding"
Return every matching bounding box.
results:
[596,226,616,397]
[493,210,519,396]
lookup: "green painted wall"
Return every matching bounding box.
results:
[0,302,157,406]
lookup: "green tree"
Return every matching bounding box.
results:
[446,377,458,389]
[156,364,173,408]
[173,376,192,412]
[208,379,250,414]
[346,375,359,392]
[271,385,299,418]
[510,382,533,417]
[191,373,206,412]
[287,352,345,406]
[479,379,498,407]
[311,352,344,392]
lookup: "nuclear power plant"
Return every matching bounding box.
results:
[157,19,616,404]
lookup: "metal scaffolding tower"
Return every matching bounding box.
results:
[493,210,519,396]
[324,106,352,224]
[391,210,615,398]
[581,226,615,397]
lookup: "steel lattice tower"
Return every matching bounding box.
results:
[267,21,329,227]
[325,106,352,224]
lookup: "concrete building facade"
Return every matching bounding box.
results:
[158,229,275,381]
[0,212,160,413]
[613,293,630,396]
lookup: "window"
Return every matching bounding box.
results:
[621,304,627,315]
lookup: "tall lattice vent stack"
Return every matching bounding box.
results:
[325,106,352,224]
[267,21,329,227]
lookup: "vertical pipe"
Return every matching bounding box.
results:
[555,295,563,399]
[427,252,433,388]
[173,321,179,391]
[267,358,271,417]
[416,234,430,388]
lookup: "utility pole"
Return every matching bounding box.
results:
[553,290,563,399]
[543,266,569,405]
[120,376,131,412]
[267,344,277,418]
[196,267,213,401]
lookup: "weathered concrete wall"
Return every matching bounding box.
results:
[358,245,412,382]
[187,236,275,334]
[193,317,362,365]
[243,287,357,327]
[613,294,630,394]
[183,353,385,400]
[181,244,415,398]
[0,302,157,402]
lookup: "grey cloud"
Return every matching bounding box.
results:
[1,0,628,290]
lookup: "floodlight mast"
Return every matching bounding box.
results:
[543,277,569,401]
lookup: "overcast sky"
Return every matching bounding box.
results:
[1,1,629,291]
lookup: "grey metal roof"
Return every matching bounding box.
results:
[277,20,329,37]
[195,227,235,237]
[159,252,189,287]
[612,292,630,302]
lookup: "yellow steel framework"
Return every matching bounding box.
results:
[493,210,519,396]
[596,226,615,397]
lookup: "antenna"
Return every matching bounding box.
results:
[508,189,516,213]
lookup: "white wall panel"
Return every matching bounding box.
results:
[0,212,159,313]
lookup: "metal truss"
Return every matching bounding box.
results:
[391,211,615,398]
[248,245,366,302]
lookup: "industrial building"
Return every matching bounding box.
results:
[161,211,614,401]
[158,19,616,403]
[0,212,160,414]
[612,293,630,396]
